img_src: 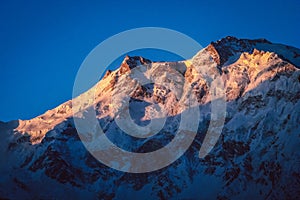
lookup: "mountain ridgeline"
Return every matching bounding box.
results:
[0,36,300,199]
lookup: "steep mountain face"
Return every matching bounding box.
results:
[207,36,300,67]
[0,37,300,199]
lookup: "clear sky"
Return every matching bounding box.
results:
[0,0,299,122]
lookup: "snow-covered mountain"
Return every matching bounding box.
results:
[0,36,300,199]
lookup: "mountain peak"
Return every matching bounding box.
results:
[205,36,299,67]
[216,35,239,43]
[215,36,271,45]
[119,55,152,74]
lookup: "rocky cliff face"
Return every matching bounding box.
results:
[0,37,300,199]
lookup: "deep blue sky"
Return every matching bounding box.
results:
[1,0,299,122]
